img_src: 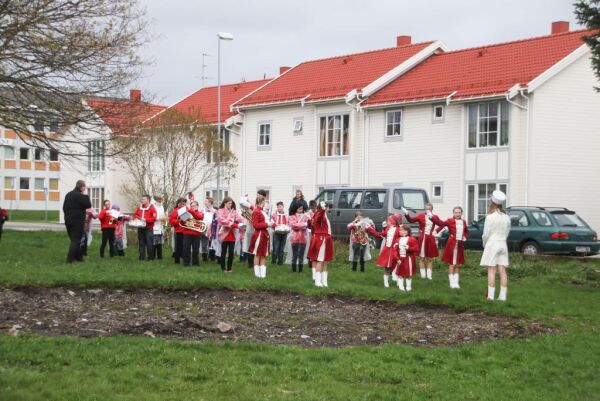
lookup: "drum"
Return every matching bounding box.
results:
[129,219,146,228]
[274,224,290,234]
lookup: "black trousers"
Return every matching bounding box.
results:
[173,232,184,263]
[291,243,306,272]
[0,222,4,240]
[100,228,116,257]
[182,234,200,266]
[65,219,84,263]
[352,243,366,272]
[272,233,288,264]
[137,228,155,260]
[220,241,235,271]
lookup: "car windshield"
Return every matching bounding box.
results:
[551,212,586,228]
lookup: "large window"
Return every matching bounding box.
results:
[88,140,105,172]
[49,178,59,191]
[393,189,426,210]
[468,101,509,148]
[467,183,508,222]
[315,189,335,205]
[363,190,386,209]
[258,122,271,147]
[385,110,402,137]
[4,177,15,189]
[19,177,30,190]
[207,128,230,163]
[89,187,105,210]
[319,114,349,157]
[34,178,45,190]
[205,189,229,203]
[3,146,15,159]
[338,191,363,209]
[20,148,30,160]
[49,149,59,161]
[34,149,44,161]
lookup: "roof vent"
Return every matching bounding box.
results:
[130,89,141,104]
[477,48,488,58]
[551,21,569,34]
[396,35,412,46]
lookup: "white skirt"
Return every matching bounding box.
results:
[480,240,510,267]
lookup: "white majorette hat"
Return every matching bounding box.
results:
[490,190,506,205]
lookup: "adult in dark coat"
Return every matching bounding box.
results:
[62,180,92,263]
[288,190,309,216]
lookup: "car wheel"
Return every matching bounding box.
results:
[521,241,540,256]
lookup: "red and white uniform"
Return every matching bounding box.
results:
[169,208,186,234]
[271,212,288,227]
[133,205,157,230]
[347,221,379,244]
[248,208,271,256]
[394,236,419,277]
[182,209,204,237]
[289,213,309,244]
[405,212,439,258]
[374,225,400,268]
[98,208,117,229]
[307,208,334,262]
[431,216,469,265]
[217,207,242,243]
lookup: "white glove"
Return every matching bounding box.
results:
[401,207,408,215]
[320,201,326,209]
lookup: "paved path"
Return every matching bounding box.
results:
[4,221,65,231]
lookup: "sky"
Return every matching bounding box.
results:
[136,0,581,106]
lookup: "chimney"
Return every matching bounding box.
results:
[130,89,141,104]
[279,66,291,75]
[396,35,412,47]
[551,21,569,35]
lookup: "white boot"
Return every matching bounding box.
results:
[498,287,507,301]
[321,271,328,287]
[391,270,398,282]
[254,265,260,277]
[383,275,389,288]
[260,265,267,278]
[406,279,412,291]
[454,274,460,289]
[312,268,316,281]
[448,274,454,288]
[426,268,432,280]
[487,286,495,301]
[398,278,405,291]
[315,272,323,287]
[420,268,426,279]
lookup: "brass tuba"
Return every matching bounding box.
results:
[353,217,373,245]
[239,195,253,223]
[179,218,207,233]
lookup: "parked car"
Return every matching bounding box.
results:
[438,206,599,256]
[314,186,430,242]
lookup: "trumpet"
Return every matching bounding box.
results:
[179,218,207,233]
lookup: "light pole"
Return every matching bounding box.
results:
[216,32,234,205]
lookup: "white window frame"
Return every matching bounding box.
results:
[89,187,105,211]
[319,114,350,157]
[88,140,105,172]
[19,147,30,160]
[385,109,403,139]
[19,177,30,190]
[468,101,509,149]
[466,182,508,222]
[4,176,15,189]
[432,104,445,122]
[258,122,272,149]
[34,177,45,190]
[2,145,15,160]
[431,182,444,202]
[256,187,271,201]
[292,118,303,135]
[49,178,59,191]
[34,148,45,161]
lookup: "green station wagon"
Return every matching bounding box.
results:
[439,207,599,256]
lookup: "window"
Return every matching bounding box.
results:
[4,177,15,189]
[292,118,303,134]
[34,178,45,190]
[88,140,105,171]
[258,122,271,147]
[552,212,586,228]
[205,190,229,202]
[20,148,30,160]
[34,148,45,161]
[466,182,508,222]
[256,188,271,201]
[531,211,552,227]
[393,190,426,210]
[19,177,30,190]
[468,101,509,148]
[509,210,529,227]
[363,190,386,209]
[207,127,230,163]
[315,189,335,205]
[89,187,105,211]
[433,105,444,121]
[339,191,363,209]
[49,178,59,191]
[431,183,443,200]
[49,149,59,161]
[319,114,349,157]
[2,146,15,159]
[385,110,402,137]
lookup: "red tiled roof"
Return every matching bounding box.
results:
[87,98,166,135]
[364,30,593,106]
[236,42,435,107]
[170,79,271,124]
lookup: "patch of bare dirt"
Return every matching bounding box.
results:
[0,287,554,347]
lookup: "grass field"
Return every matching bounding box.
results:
[1,229,599,400]
[3,209,59,222]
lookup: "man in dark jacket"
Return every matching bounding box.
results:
[288,190,309,216]
[62,180,92,263]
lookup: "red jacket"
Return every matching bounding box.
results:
[169,208,185,234]
[0,208,7,223]
[98,208,117,229]
[182,209,205,237]
[133,204,157,230]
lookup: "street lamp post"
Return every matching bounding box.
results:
[216,32,234,205]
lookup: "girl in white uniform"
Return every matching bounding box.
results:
[480,190,511,301]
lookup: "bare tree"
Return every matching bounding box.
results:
[116,108,238,210]
[0,0,149,155]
